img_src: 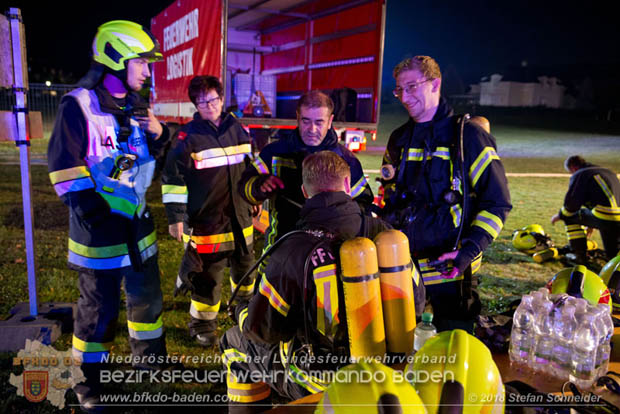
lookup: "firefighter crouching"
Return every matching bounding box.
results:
[47,21,171,412]
[380,55,512,333]
[162,76,257,347]
[220,151,390,409]
[551,155,620,264]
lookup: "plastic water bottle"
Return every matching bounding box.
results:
[595,304,614,377]
[551,304,577,380]
[570,311,600,389]
[531,300,554,374]
[509,295,535,369]
[414,312,437,352]
[573,298,589,326]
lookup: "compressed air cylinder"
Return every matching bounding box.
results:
[533,247,559,263]
[374,230,416,354]
[340,237,386,359]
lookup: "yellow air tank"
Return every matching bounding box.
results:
[532,247,559,263]
[340,237,386,359]
[374,230,416,353]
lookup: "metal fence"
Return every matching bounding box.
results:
[0,83,75,133]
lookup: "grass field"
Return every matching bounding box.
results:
[0,107,619,412]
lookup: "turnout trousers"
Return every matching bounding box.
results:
[72,256,166,397]
[564,208,620,261]
[188,245,256,336]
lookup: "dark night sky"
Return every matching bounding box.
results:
[5,0,620,89]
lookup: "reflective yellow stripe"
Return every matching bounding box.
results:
[313,264,338,337]
[227,376,271,403]
[593,205,620,221]
[472,210,503,240]
[252,156,269,174]
[432,146,450,160]
[449,204,462,228]
[193,232,235,244]
[565,224,587,240]
[406,148,424,161]
[238,307,249,331]
[259,275,290,317]
[161,184,188,195]
[137,231,157,252]
[272,156,296,176]
[72,335,113,353]
[287,364,328,394]
[49,166,91,184]
[231,278,255,295]
[469,147,500,187]
[68,239,128,258]
[191,144,251,160]
[594,175,618,207]
[244,176,260,204]
[127,315,163,332]
[561,206,577,217]
[350,176,368,199]
[191,299,220,313]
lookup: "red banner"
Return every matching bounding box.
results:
[150,0,223,104]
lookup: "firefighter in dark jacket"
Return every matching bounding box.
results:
[221,151,390,408]
[162,76,256,347]
[47,21,171,411]
[381,56,512,332]
[238,90,373,274]
[551,155,620,263]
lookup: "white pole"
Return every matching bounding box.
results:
[9,8,38,317]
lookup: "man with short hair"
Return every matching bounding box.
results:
[238,90,373,273]
[551,155,620,262]
[381,55,511,332]
[162,75,256,347]
[222,151,389,409]
[47,20,171,412]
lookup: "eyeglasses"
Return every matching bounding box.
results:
[393,79,431,98]
[196,96,221,108]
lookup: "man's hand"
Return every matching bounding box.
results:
[260,175,284,194]
[169,222,184,242]
[550,213,561,225]
[252,204,262,217]
[435,250,460,279]
[136,109,163,139]
[586,227,594,238]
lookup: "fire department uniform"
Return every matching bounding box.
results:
[558,163,620,261]
[47,86,170,374]
[239,128,373,273]
[382,98,511,331]
[220,191,390,403]
[162,111,255,338]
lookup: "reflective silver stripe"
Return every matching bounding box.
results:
[140,242,158,262]
[68,251,131,269]
[127,326,163,340]
[162,193,188,203]
[194,153,245,169]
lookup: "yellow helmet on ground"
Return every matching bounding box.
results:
[92,20,162,71]
[405,329,504,414]
[511,224,548,254]
[547,265,612,311]
[315,361,426,414]
[599,255,620,311]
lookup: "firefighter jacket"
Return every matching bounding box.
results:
[235,192,389,370]
[162,112,254,254]
[558,163,620,222]
[48,86,170,272]
[238,128,373,249]
[382,98,511,283]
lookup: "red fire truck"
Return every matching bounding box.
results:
[150,0,386,151]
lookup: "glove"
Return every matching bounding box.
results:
[228,300,249,325]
